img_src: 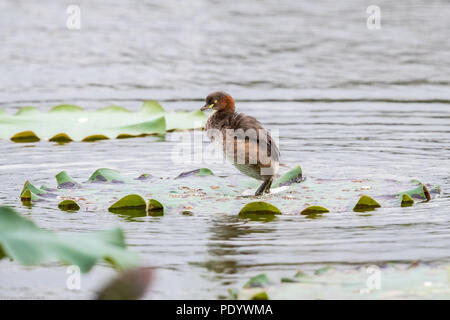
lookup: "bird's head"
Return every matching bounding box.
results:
[200,91,235,113]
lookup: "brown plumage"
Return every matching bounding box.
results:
[200,91,280,196]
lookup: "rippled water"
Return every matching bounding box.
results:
[0,1,449,299]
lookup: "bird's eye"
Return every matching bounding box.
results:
[214,100,218,103]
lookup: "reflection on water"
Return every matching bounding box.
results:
[202,215,277,276]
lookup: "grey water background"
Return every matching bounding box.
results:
[0,0,449,299]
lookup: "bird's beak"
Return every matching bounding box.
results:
[200,103,214,111]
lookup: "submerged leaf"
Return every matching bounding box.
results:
[0,206,139,272]
[175,168,214,179]
[0,102,206,142]
[353,195,381,212]
[20,189,41,202]
[273,165,303,187]
[50,104,83,112]
[14,166,441,219]
[58,200,80,212]
[82,134,109,142]
[400,194,414,207]
[250,291,269,300]
[398,183,430,202]
[109,195,146,212]
[314,266,334,275]
[147,199,164,216]
[49,133,73,143]
[96,267,153,300]
[136,173,152,181]
[239,201,282,215]
[244,274,271,288]
[10,130,40,143]
[88,168,128,184]
[21,180,56,198]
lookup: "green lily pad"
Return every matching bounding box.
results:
[108,195,147,213]
[56,171,81,189]
[250,291,269,300]
[82,134,110,142]
[136,173,152,181]
[58,200,80,212]
[16,165,441,219]
[175,168,214,179]
[50,104,84,112]
[243,274,271,288]
[88,168,128,184]
[233,264,450,299]
[398,183,430,201]
[239,202,282,215]
[20,189,41,203]
[49,133,73,143]
[400,194,414,207]
[147,199,164,216]
[353,195,381,212]
[314,266,334,275]
[0,206,139,272]
[0,102,207,142]
[96,267,153,300]
[300,206,330,215]
[10,130,40,143]
[21,181,55,198]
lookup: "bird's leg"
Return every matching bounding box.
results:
[255,177,272,196]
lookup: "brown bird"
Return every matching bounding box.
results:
[200,91,279,196]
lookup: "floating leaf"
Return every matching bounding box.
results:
[56,171,80,189]
[10,130,40,143]
[239,201,282,216]
[82,135,110,142]
[398,183,430,202]
[20,189,41,202]
[280,277,299,283]
[21,180,55,198]
[400,194,414,207]
[147,199,164,216]
[243,274,271,288]
[58,200,80,212]
[0,206,139,272]
[273,165,303,187]
[0,102,207,142]
[353,195,381,212]
[96,267,153,300]
[108,195,146,214]
[136,173,152,181]
[235,265,450,299]
[15,166,440,219]
[50,104,84,112]
[49,133,73,143]
[88,168,128,184]
[250,291,269,300]
[300,206,329,215]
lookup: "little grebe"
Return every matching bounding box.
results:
[201,91,279,196]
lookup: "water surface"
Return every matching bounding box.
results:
[0,0,449,299]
